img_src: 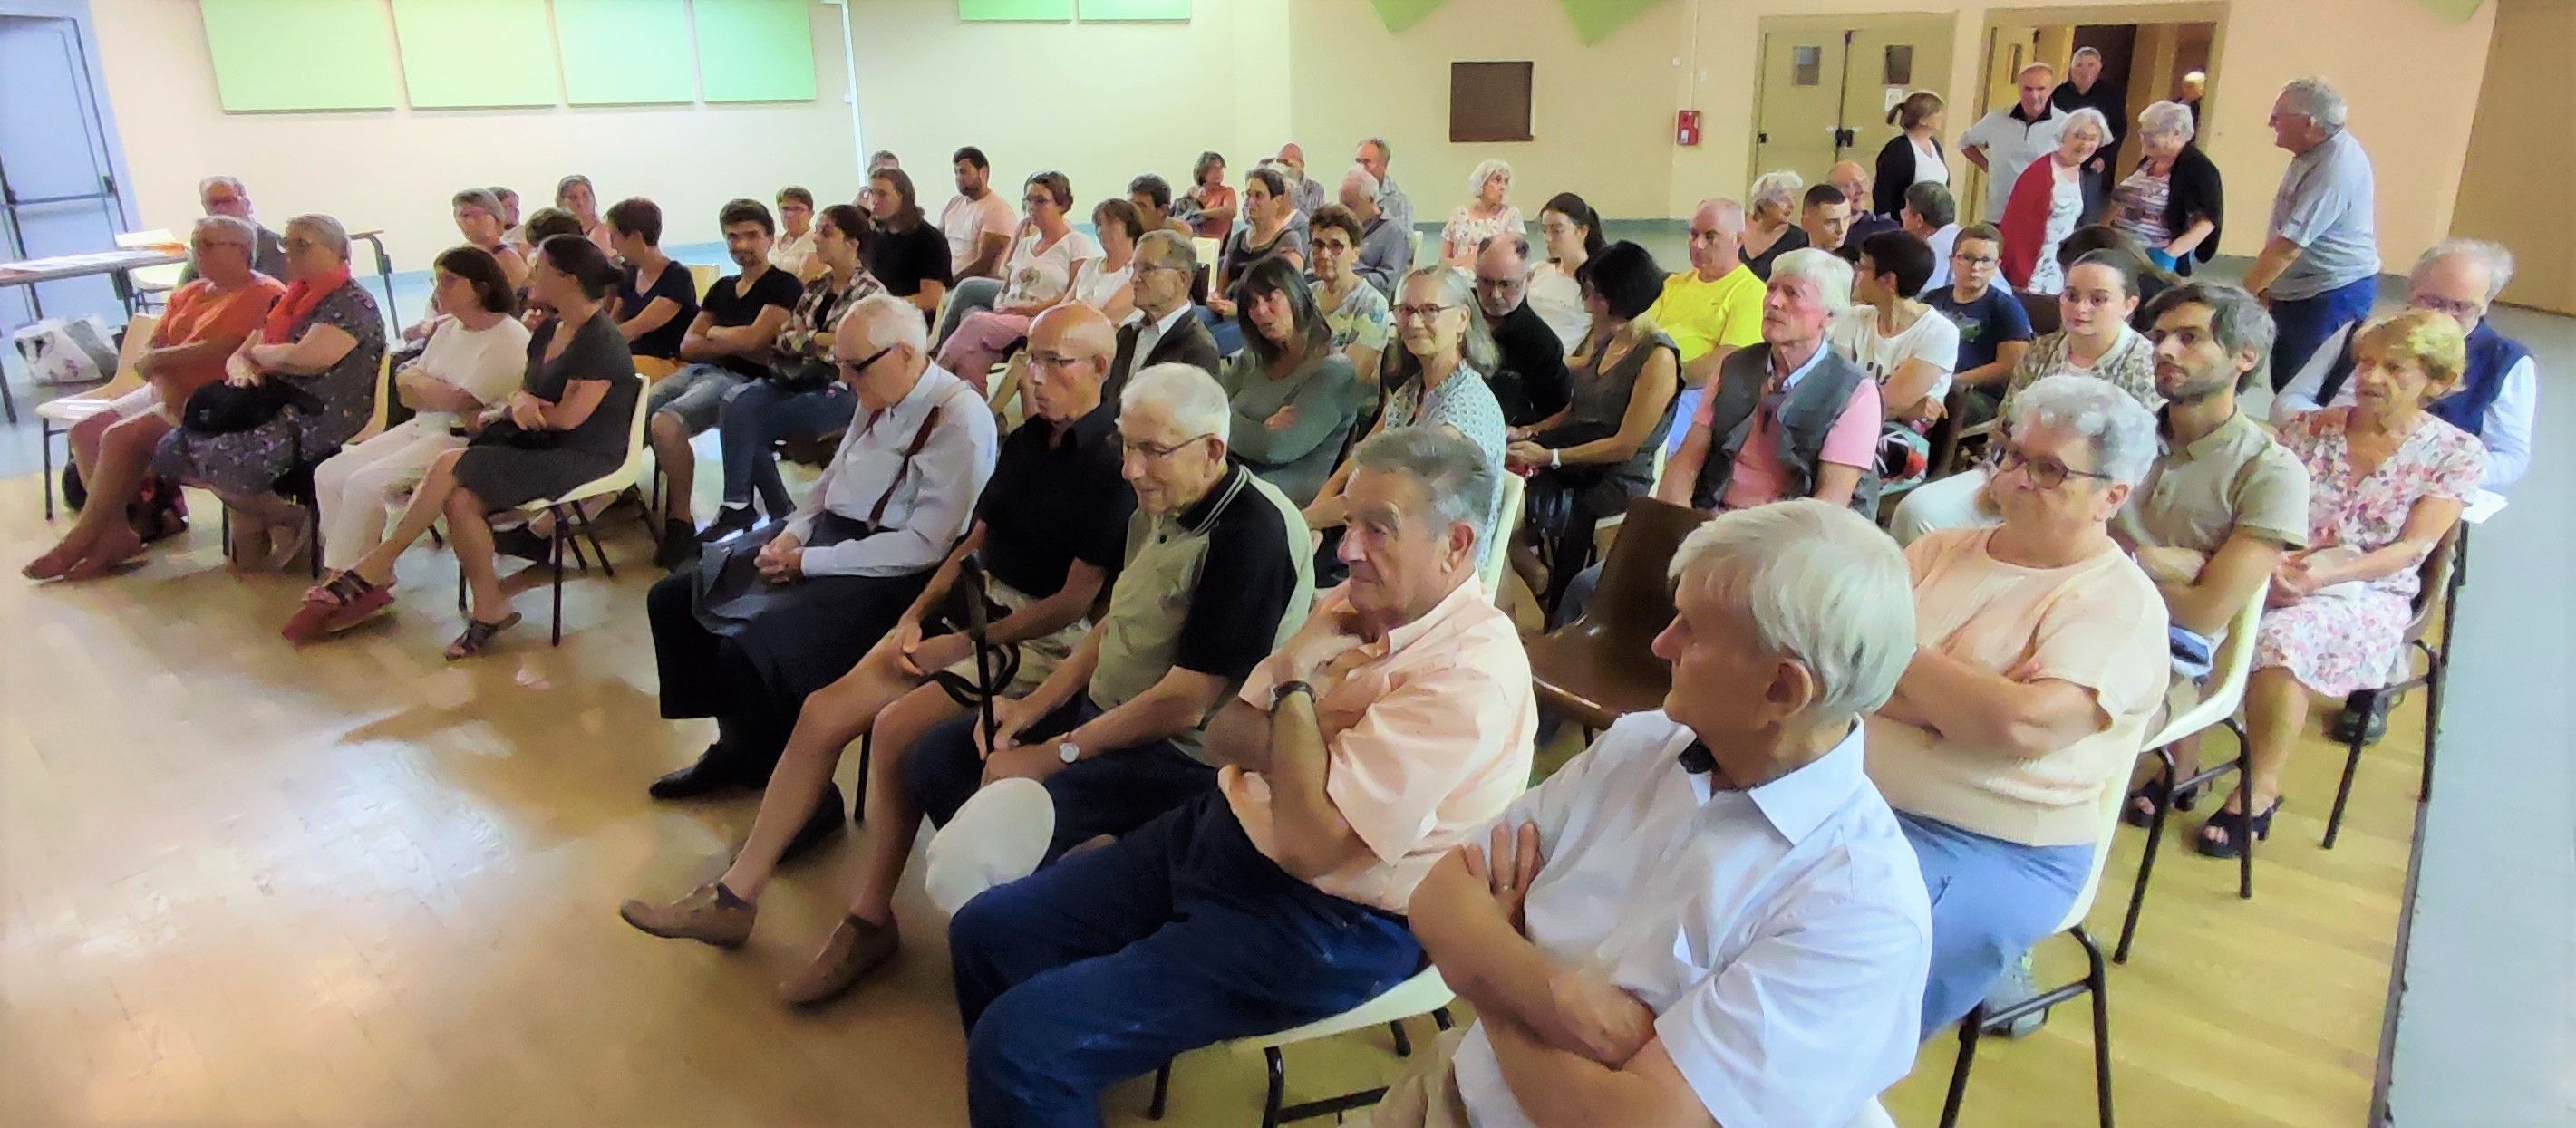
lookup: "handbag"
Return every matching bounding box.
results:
[180,378,313,435]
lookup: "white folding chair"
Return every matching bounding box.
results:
[2115,585,2267,961]
[1144,966,1455,1128]
[1480,469,1525,608]
[460,375,652,645]
[36,313,159,520]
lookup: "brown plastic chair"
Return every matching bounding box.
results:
[2323,526,2459,847]
[1525,497,1710,734]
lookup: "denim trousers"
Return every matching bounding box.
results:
[715,380,853,516]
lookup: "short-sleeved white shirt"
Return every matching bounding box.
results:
[1830,304,1962,402]
[1450,712,1932,1128]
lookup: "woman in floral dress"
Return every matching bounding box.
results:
[2211,310,2483,857]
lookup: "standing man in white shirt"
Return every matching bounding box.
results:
[1381,499,1932,1128]
[1957,63,2067,224]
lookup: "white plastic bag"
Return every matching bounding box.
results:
[11,314,118,386]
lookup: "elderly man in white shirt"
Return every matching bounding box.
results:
[1383,499,1932,1128]
[1958,63,2067,224]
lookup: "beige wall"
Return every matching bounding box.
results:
[2450,0,2574,314]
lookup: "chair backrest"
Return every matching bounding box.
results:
[2018,290,2061,337]
[2399,527,2460,644]
[1190,236,1222,272]
[2059,723,2145,934]
[1480,469,1525,607]
[363,352,397,434]
[686,263,721,298]
[632,355,681,382]
[107,313,160,390]
[1574,496,1710,640]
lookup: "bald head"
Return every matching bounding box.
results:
[1276,143,1306,174]
[1687,198,1747,278]
[1025,304,1117,422]
[1826,161,1869,209]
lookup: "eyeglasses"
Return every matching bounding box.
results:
[1951,252,1999,267]
[1121,433,1215,460]
[1393,303,1458,322]
[838,345,896,378]
[1025,351,1091,371]
[2410,294,2484,322]
[1994,446,2112,489]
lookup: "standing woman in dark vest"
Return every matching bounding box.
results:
[2104,100,2223,276]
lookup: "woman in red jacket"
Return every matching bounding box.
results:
[1999,108,2108,295]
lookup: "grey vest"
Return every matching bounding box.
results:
[1691,346,1882,515]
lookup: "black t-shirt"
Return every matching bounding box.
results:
[866,222,954,301]
[616,260,700,361]
[1486,301,1572,428]
[974,400,1135,600]
[1173,465,1300,680]
[698,266,803,379]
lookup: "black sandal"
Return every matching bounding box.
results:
[2193,798,2281,859]
[2121,776,2204,827]
[305,569,380,609]
[444,612,523,660]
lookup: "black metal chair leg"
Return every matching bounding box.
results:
[2116,747,2178,963]
[1938,1004,1986,1128]
[2233,741,2255,899]
[1145,1060,1170,1120]
[2418,649,2445,802]
[42,421,56,520]
[1389,1018,1412,1056]
[556,506,592,573]
[548,523,566,646]
[574,502,615,578]
[853,731,872,824]
[2323,691,2372,850]
[1262,1046,1285,1128]
[1431,1007,1454,1031]
[2075,925,2115,1128]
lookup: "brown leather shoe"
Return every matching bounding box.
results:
[778,915,899,1006]
[618,882,757,948]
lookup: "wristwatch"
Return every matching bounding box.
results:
[1056,739,1081,765]
[1269,680,1316,712]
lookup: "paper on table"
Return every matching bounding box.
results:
[2463,490,2507,525]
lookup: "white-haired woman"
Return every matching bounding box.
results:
[1867,372,2170,1037]
[2000,107,2109,294]
[1739,169,1809,279]
[2106,100,2224,275]
[1440,159,1523,269]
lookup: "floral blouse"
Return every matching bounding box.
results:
[1443,205,1525,260]
[2280,408,2483,603]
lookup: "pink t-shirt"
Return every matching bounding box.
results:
[1713,373,1882,510]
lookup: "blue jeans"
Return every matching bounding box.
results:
[948,790,1421,1128]
[902,694,1217,863]
[1197,304,1244,358]
[716,380,853,516]
[2267,275,2376,392]
[1898,811,2092,1039]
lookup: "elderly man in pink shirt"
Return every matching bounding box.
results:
[942,426,1535,1128]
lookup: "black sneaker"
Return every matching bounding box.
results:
[698,506,760,545]
[654,519,699,570]
[648,745,754,800]
[491,525,553,564]
[2327,693,2392,746]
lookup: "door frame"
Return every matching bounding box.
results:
[0,0,140,240]
[1747,12,1960,192]
[1979,3,2232,120]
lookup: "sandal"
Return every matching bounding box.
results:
[303,569,381,610]
[2193,798,2281,860]
[284,573,395,642]
[444,612,523,660]
[2121,776,2203,828]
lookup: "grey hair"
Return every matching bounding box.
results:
[2071,46,2102,62]
[1767,249,1854,318]
[191,214,256,246]
[1399,266,1500,372]
[1351,425,1499,545]
[838,292,927,355]
[1120,362,1231,444]
[2414,237,2516,303]
[1748,170,1803,216]
[2278,77,2348,130]
[2136,100,2196,143]
[198,175,247,198]
[283,213,350,262]
[1466,159,1513,196]
[2007,374,2160,488]
[1361,136,1393,163]
[1668,499,1916,720]
[2058,107,2112,145]
[1341,167,1380,196]
[2141,282,2277,390]
[1136,228,1197,276]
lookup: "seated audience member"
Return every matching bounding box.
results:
[286,236,639,655]
[1892,250,2155,544]
[936,171,1102,390]
[1182,150,1238,240]
[1832,231,1960,487]
[150,213,384,571]
[2000,108,2111,295]
[862,168,954,322]
[556,174,615,255]
[1475,233,1574,431]
[1506,241,1680,611]
[1206,167,1309,333]
[1126,174,1195,237]
[24,217,285,580]
[1382,500,1931,1128]
[1868,374,2168,1036]
[2106,100,2223,276]
[306,248,531,583]
[1273,142,1329,217]
[1647,198,1767,450]
[1308,267,1509,573]
[2275,238,2534,491]
[1307,204,1395,390]
[1798,182,1857,262]
[702,204,886,541]
[631,362,1314,1007]
[1927,223,2032,395]
[942,146,1018,287]
[511,207,588,327]
[944,425,1530,1126]
[770,187,821,282]
[2111,284,2307,819]
[1217,259,1361,506]
[177,176,289,284]
[2054,225,2178,315]
[1441,159,1524,269]
[1876,90,1951,216]
[605,197,699,363]
[1527,192,1604,355]
[491,186,523,248]
[1104,231,1220,404]
[1904,181,1963,294]
[1340,168,1412,300]
[618,306,1136,959]
[2221,311,2482,856]
[1831,160,1896,253]
[867,149,901,177]
[450,189,530,292]
[1357,135,1416,236]
[1068,198,1142,325]
[641,295,998,800]
[644,199,801,559]
[1739,174,1808,282]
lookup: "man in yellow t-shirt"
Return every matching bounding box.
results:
[1646,198,1768,453]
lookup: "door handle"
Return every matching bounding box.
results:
[1758,130,1768,143]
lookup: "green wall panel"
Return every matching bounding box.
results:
[391,0,558,109]
[1078,0,1190,20]
[695,0,817,102]
[555,0,698,105]
[960,0,1074,21]
[1367,0,1448,34]
[1557,0,1665,46]
[199,0,401,112]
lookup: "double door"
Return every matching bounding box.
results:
[1,14,131,330]
[1751,20,1953,197]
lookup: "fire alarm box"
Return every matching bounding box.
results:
[1675,109,1701,147]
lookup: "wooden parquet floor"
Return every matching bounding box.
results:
[0,481,2423,1126]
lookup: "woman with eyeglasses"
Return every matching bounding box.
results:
[1214,258,1360,506]
[1892,249,2158,545]
[1505,240,1680,611]
[1306,204,1394,394]
[1866,372,2170,1038]
[2219,311,2483,857]
[936,171,1101,391]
